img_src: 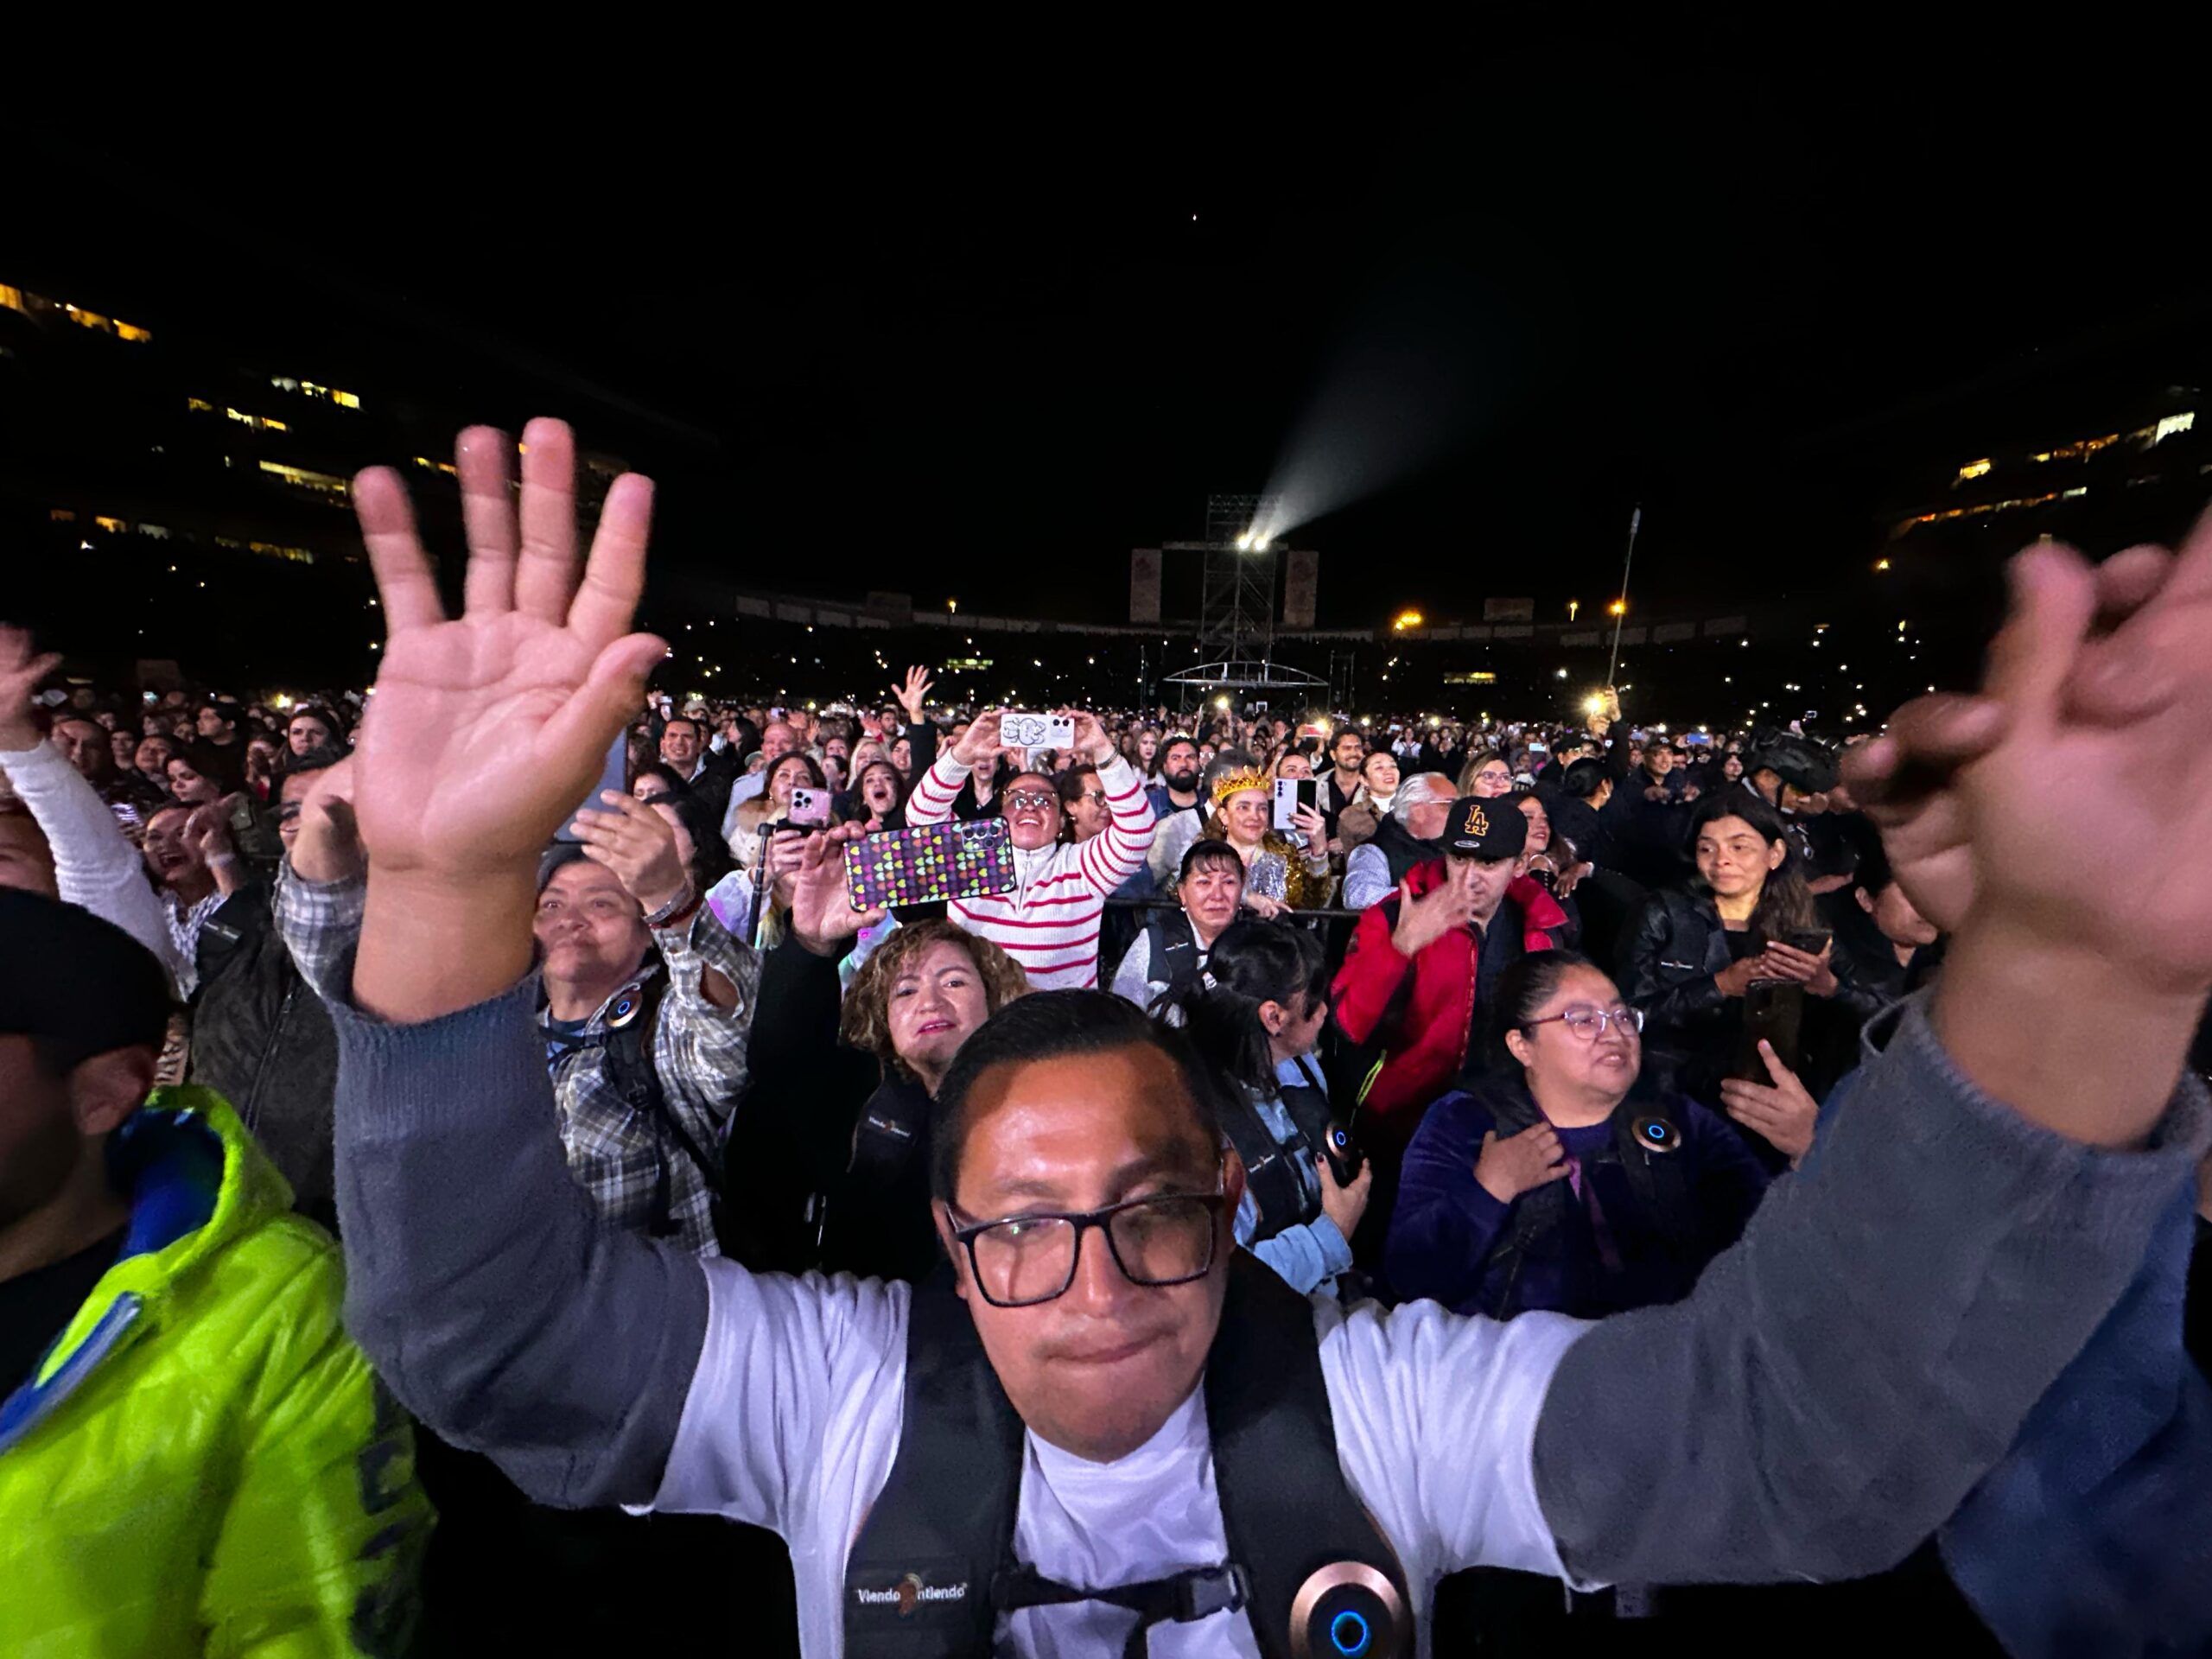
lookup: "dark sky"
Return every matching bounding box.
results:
[14,34,2211,629]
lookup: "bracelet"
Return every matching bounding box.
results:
[644,882,699,929]
[208,853,238,868]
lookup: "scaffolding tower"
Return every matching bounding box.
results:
[1161,493,1326,714]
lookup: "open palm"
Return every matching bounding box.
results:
[349,420,665,877]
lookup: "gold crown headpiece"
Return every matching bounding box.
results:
[1211,767,1270,808]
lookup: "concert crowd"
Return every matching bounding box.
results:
[3,419,2209,1658]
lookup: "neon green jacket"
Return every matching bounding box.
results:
[0,1090,429,1656]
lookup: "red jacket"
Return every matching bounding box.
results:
[1331,858,1568,1147]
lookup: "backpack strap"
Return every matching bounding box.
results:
[597,975,724,1241]
[1219,1088,1317,1243]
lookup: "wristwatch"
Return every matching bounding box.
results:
[643,881,699,929]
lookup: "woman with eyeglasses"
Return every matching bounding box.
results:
[1386,950,1770,1320]
[1458,748,1516,798]
[1159,918,1371,1295]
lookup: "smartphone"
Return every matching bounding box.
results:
[787,785,831,828]
[1784,927,1832,957]
[556,733,630,843]
[845,818,1018,910]
[1271,777,1319,830]
[1732,980,1806,1081]
[999,711,1075,751]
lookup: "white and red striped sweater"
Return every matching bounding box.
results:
[906,750,1156,989]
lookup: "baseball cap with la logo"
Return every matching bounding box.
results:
[1443,795,1528,861]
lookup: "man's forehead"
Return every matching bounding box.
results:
[960,1046,1212,1196]
[547,861,630,898]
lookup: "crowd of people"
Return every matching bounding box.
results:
[3,416,2210,1657]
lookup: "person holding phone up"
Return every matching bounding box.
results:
[907,706,1156,989]
[1621,793,1882,1164]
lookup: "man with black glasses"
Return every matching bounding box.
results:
[315,420,2209,1656]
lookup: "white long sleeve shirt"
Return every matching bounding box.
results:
[653,1264,1588,1656]
[0,737,184,987]
[906,751,1155,989]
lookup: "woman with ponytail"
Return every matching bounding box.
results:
[1157,918,1371,1294]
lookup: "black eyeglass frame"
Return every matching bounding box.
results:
[945,1169,1230,1308]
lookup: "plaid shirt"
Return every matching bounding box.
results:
[276,865,761,1257]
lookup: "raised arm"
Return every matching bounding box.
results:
[328,420,704,1506]
[907,710,997,828]
[0,627,182,983]
[1528,538,2212,1586]
[1069,712,1155,893]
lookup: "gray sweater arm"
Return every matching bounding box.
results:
[328,976,709,1509]
[1533,996,2212,1586]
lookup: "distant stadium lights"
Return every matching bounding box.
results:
[1392,610,1423,631]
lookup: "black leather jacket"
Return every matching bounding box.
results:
[189,881,339,1229]
[1621,887,1885,1102]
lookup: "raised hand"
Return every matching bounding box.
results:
[1390,875,1477,958]
[0,625,61,752]
[894,666,934,725]
[571,791,689,918]
[349,418,664,881]
[787,822,885,955]
[951,710,1003,770]
[347,418,665,1022]
[1842,542,2180,937]
[288,756,363,885]
[1065,709,1116,766]
[1857,533,2212,1145]
[186,800,244,894]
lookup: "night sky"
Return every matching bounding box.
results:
[14,36,2212,634]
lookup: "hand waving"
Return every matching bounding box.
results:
[350,418,664,880]
[0,625,61,753]
[347,418,666,1022]
[894,665,934,725]
[1390,876,1476,957]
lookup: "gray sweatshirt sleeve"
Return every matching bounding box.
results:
[327,975,708,1509]
[1532,996,2212,1586]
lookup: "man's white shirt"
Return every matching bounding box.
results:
[652,1262,1591,1656]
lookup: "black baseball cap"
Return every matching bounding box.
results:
[1442,796,1528,861]
[0,887,173,1071]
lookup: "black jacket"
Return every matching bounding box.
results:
[1620,887,1885,1110]
[188,881,339,1230]
[728,933,945,1282]
[1365,813,1441,889]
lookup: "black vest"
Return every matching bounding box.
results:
[843,1255,1413,1656]
[1365,816,1439,888]
[1476,1076,1696,1320]
[1217,1058,1359,1244]
[1143,907,1207,1002]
